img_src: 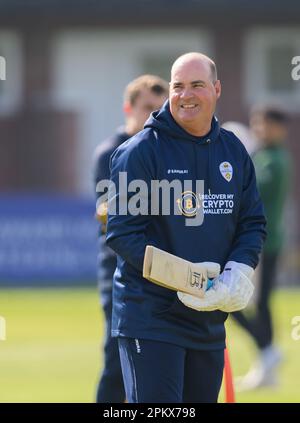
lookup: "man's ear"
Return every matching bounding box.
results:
[215,80,221,99]
[123,101,132,115]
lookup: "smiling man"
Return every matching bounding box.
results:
[106,53,266,403]
[170,53,221,136]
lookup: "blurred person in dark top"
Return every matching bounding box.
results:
[93,74,168,403]
[233,105,292,391]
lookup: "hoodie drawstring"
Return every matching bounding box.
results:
[194,138,212,198]
[193,143,198,193]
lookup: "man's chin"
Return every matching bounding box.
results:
[179,107,202,118]
[178,114,200,125]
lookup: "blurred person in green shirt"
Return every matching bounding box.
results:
[232,105,292,391]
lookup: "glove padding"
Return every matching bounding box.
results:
[218,261,254,312]
[199,262,221,280]
[178,261,254,312]
[177,261,227,312]
[178,282,230,312]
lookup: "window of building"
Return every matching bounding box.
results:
[267,45,295,92]
[244,28,300,109]
[0,31,22,115]
[142,54,176,81]
[140,33,212,82]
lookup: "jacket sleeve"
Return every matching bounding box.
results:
[106,138,158,272]
[227,153,267,268]
[93,146,113,201]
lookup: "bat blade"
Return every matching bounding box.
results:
[143,246,209,298]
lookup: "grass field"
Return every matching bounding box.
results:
[0,287,299,403]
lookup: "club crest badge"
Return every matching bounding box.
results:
[219,162,233,182]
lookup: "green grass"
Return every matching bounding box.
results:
[0,287,299,402]
[224,288,300,403]
[0,287,103,402]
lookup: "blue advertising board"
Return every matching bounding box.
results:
[0,194,98,285]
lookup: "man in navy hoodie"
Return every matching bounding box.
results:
[105,53,266,403]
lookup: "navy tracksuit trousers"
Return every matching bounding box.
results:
[96,289,125,403]
[118,337,224,403]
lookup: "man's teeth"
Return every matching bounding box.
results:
[181,104,196,108]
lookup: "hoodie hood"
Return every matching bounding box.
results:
[144,100,220,145]
[145,100,220,193]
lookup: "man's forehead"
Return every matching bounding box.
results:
[171,60,210,81]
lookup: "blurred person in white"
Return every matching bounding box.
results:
[225,106,292,391]
[222,121,257,156]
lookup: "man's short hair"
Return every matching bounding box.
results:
[124,74,169,106]
[251,104,289,125]
[209,61,218,83]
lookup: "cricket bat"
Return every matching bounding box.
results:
[143,246,213,298]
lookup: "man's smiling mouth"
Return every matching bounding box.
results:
[180,104,198,109]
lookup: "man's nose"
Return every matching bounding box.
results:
[180,87,193,98]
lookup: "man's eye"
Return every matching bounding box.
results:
[193,83,205,88]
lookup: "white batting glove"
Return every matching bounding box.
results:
[177,261,228,312]
[218,261,254,312]
[177,261,254,313]
[200,262,221,279]
[178,281,230,311]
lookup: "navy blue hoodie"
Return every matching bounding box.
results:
[106,101,266,350]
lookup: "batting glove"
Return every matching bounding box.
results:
[177,261,229,312]
[178,281,230,312]
[201,261,221,280]
[218,261,254,312]
[177,261,254,312]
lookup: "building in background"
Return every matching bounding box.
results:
[0,0,299,284]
